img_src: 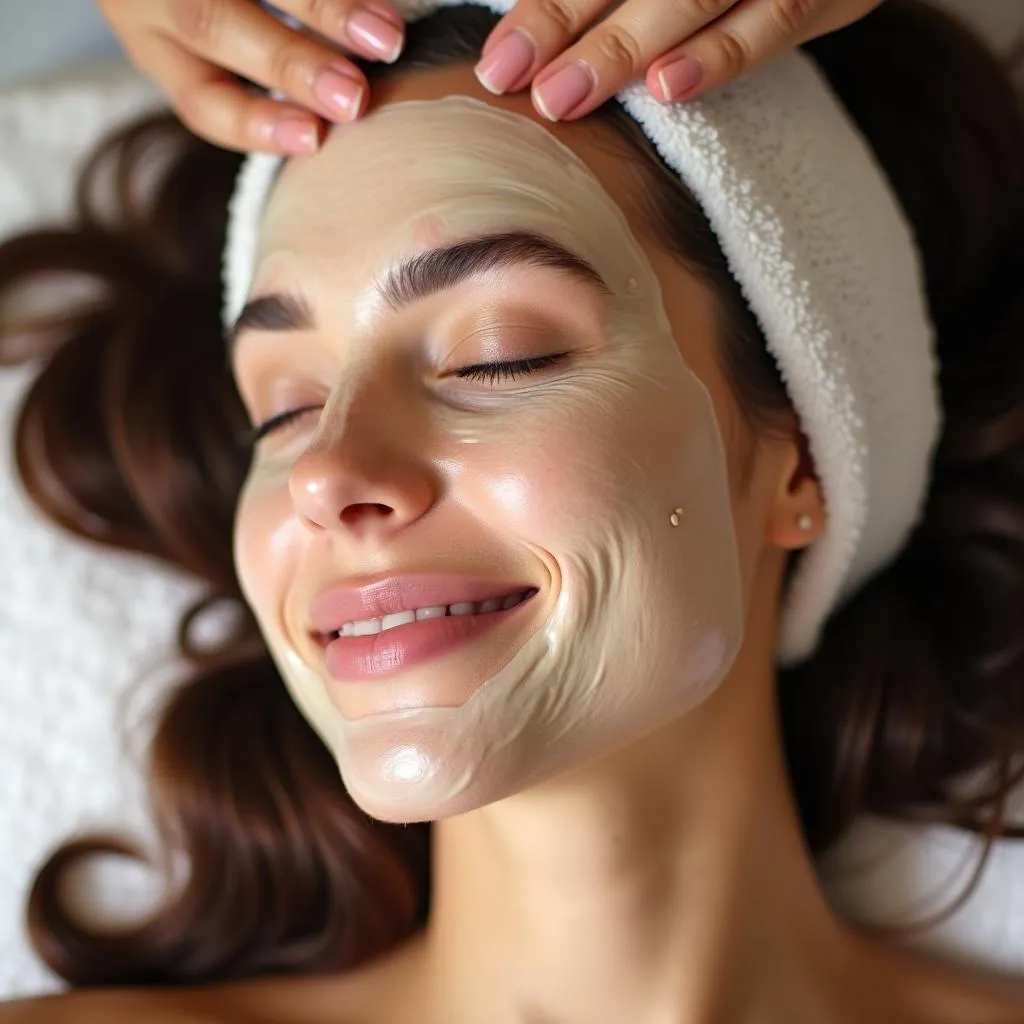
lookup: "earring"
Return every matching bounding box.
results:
[669,507,684,527]
[797,514,813,532]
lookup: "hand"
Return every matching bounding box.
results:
[474,0,885,121]
[97,0,407,154]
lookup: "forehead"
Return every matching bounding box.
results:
[250,65,726,394]
[258,64,655,263]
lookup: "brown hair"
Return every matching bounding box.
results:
[0,0,1021,988]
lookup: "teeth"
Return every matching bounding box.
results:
[381,609,417,631]
[415,605,447,621]
[329,589,534,639]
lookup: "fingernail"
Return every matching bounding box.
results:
[532,61,596,121]
[474,29,535,95]
[313,66,365,121]
[657,55,703,101]
[345,5,404,63]
[273,114,320,153]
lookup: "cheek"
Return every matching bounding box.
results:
[456,399,644,548]
[455,369,717,550]
[469,438,600,540]
[675,354,768,608]
[233,471,302,635]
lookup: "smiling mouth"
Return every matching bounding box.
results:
[313,587,541,683]
[313,587,539,645]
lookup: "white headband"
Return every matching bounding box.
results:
[222,0,941,666]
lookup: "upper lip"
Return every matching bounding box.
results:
[308,573,537,636]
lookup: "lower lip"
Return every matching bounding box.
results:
[321,594,537,682]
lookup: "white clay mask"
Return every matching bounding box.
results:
[232,96,745,821]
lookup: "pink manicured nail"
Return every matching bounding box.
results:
[474,29,535,95]
[314,67,365,121]
[657,55,703,101]
[273,114,320,153]
[346,5,404,63]
[532,61,595,121]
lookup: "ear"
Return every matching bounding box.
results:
[765,429,826,552]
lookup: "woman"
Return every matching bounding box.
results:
[1,1,1022,1020]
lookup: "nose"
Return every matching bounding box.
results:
[288,377,436,539]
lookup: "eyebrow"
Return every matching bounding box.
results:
[228,231,609,350]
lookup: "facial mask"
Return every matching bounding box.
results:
[234,96,745,821]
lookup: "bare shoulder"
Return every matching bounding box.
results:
[0,983,354,1024]
[874,940,1024,1024]
[0,987,222,1023]
[942,968,1024,1024]
[0,982,337,1024]
[0,940,424,1024]
[206,941,428,1024]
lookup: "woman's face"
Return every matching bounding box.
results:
[230,66,782,822]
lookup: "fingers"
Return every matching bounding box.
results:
[475,0,609,96]
[266,0,406,63]
[131,34,325,153]
[112,0,408,152]
[154,0,394,107]
[474,0,881,121]
[647,0,883,103]
[475,0,743,120]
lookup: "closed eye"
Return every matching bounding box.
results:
[249,406,320,443]
[249,354,570,443]
[453,353,568,384]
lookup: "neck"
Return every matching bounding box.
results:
[419,610,855,1024]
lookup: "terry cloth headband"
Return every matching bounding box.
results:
[222,0,942,667]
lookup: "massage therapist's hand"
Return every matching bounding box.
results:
[477,0,885,120]
[97,0,884,153]
[96,0,406,153]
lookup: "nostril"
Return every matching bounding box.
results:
[339,502,394,526]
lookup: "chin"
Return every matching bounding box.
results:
[342,780,489,825]
[335,744,530,825]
